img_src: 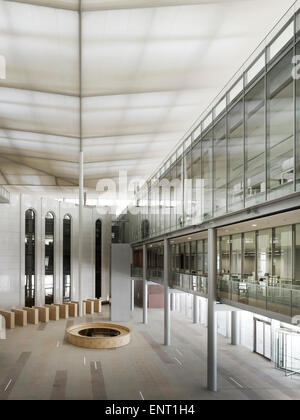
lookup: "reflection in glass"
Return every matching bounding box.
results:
[257,229,272,281]
[25,209,35,307]
[197,240,203,274]
[220,236,230,275]
[243,232,256,282]
[45,212,54,304]
[214,117,227,216]
[267,50,294,199]
[297,42,300,191]
[192,142,202,224]
[228,100,244,212]
[231,234,242,279]
[273,226,292,287]
[245,79,266,206]
[202,130,213,220]
[63,214,71,302]
[296,225,300,288]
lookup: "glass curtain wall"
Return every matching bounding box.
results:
[228,100,244,212]
[214,117,227,216]
[202,129,213,220]
[25,209,35,307]
[191,141,202,224]
[45,212,54,304]
[297,41,300,191]
[245,79,266,206]
[125,14,300,243]
[267,49,294,199]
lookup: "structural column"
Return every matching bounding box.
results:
[164,238,170,346]
[231,311,240,346]
[131,279,135,312]
[207,228,217,392]
[193,294,199,324]
[78,151,84,316]
[170,293,175,311]
[143,244,148,324]
[78,1,83,316]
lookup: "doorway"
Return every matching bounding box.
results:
[254,318,272,360]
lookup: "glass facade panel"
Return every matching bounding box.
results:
[197,240,203,274]
[191,142,201,224]
[245,79,266,206]
[220,236,230,275]
[296,225,300,288]
[297,41,300,190]
[257,229,272,281]
[267,50,294,199]
[231,234,242,280]
[214,117,227,216]
[228,100,244,212]
[243,232,256,282]
[202,130,213,220]
[273,226,293,287]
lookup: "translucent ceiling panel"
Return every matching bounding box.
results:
[0,129,79,162]
[6,0,79,10]
[0,0,79,95]
[0,87,80,137]
[82,91,199,138]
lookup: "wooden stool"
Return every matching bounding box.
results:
[11,309,27,327]
[45,305,59,321]
[34,306,49,323]
[0,310,15,329]
[87,299,102,313]
[83,300,94,315]
[64,302,78,317]
[54,304,69,319]
[71,301,86,316]
[23,307,39,325]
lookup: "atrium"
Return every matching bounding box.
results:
[0,0,300,403]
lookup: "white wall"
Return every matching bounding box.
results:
[0,193,111,310]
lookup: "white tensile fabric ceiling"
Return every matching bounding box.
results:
[0,0,296,197]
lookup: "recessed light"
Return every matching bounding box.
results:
[252,224,257,227]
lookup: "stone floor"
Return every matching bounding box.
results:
[0,305,300,400]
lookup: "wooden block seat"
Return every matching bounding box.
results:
[87,299,102,313]
[11,309,27,327]
[0,315,6,339]
[71,301,86,316]
[0,310,15,329]
[23,307,39,325]
[33,306,49,323]
[64,302,78,317]
[83,300,94,314]
[54,304,69,319]
[45,305,59,321]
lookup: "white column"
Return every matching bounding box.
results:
[193,294,199,324]
[176,293,180,312]
[78,150,84,316]
[207,228,217,392]
[171,293,176,311]
[143,244,148,324]
[131,279,135,312]
[231,311,240,346]
[164,238,170,346]
[198,298,202,324]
